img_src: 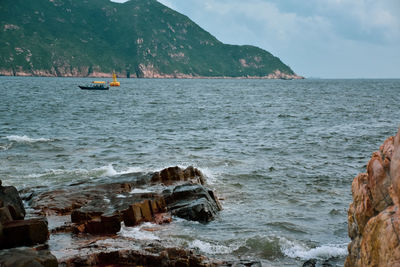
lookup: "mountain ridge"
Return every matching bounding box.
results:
[0,0,303,79]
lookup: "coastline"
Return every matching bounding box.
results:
[0,69,304,80]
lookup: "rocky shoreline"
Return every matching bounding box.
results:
[0,69,304,80]
[0,166,262,266]
[346,128,400,266]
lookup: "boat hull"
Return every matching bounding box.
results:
[79,86,109,90]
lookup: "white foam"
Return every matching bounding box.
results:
[281,239,347,260]
[94,165,146,177]
[0,143,12,150]
[6,135,53,143]
[116,194,126,198]
[189,239,236,255]
[130,188,152,194]
[118,223,159,240]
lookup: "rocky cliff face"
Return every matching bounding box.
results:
[346,129,400,266]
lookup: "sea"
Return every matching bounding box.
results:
[1,77,399,266]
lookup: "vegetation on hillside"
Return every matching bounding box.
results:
[0,0,299,78]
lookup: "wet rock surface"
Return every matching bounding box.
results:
[0,167,245,266]
[0,182,25,220]
[0,246,58,267]
[346,129,400,266]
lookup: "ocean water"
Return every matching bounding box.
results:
[1,77,400,266]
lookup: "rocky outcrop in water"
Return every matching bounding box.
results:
[0,247,58,267]
[346,129,400,266]
[0,166,237,265]
[0,180,54,265]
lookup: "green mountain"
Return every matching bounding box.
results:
[0,0,302,78]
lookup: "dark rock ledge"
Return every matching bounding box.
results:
[1,166,261,266]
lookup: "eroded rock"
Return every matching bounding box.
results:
[346,129,400,266]
[165,183,222,223]
[0,183,25,220]
[0,247,58,267]
[1,218,49,249]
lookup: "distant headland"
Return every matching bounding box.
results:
[0,0,303,79]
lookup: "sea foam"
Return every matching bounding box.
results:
[281,239,347,260]
[6,135,53,143]
[190,239,239,255]
[118,223,159,240]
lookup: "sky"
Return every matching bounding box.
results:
[111,0,400,78]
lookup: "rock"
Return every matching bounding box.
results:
[0,247,58,267]
[84,214,121,235]
[0,184,25,220]
[1,218,49,249]
[123,198,167,227]
[0,206,13,224]
[357,205,400,266]
[302,259,317,267]
[60,244,214,267]
[166,183,222,223]
[151,166,206,185]
[346,129,400,266]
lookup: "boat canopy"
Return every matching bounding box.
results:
[92,81,106,84]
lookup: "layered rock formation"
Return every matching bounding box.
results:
[0,166,252,266]
[346,129,400,266]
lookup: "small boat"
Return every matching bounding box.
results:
[79,81,109,90]
[110,71,120,87]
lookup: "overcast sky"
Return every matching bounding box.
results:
[111,0,400,78]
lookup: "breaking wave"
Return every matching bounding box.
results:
[6,135,54,143]
[280,239,347,260]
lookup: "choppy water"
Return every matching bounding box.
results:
[1,77,400,266]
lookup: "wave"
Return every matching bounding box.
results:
[0,143,12,151]
[93,164,148,177]
[6,135,54,143]
[118,222,159,241]
[280,239,347,260]
[190,239,240,255]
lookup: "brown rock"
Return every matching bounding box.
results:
[0,247,58,267]
[71,209,103,223]
[85,214,121,235]
[359,206,400,266]
[123,203,144,226]
[0,185,25,220]
[1,218,49,249]
[151,166,206,185]
[391,129,400,207]
[0,206,13,224]
[346,129,400,266]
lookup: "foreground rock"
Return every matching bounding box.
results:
[346,129,400,266]
[0,181,25,220]
[0,167,263,266]
[29,166,221,235]
[0,181,50,249]
[165,183,222,223]
[0,247,58,267]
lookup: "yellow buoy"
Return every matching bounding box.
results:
[110,71,120,87]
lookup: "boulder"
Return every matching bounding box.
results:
[346,129,400,266]
[357,205,400,266]
[1,218,49,249]
[166,183,222,223]
[123,198,167,227]
[0,247,58,267]
[151,166,206,185]
[84,214,121,235]
[0,183,25,220]
[0,206,13,224]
